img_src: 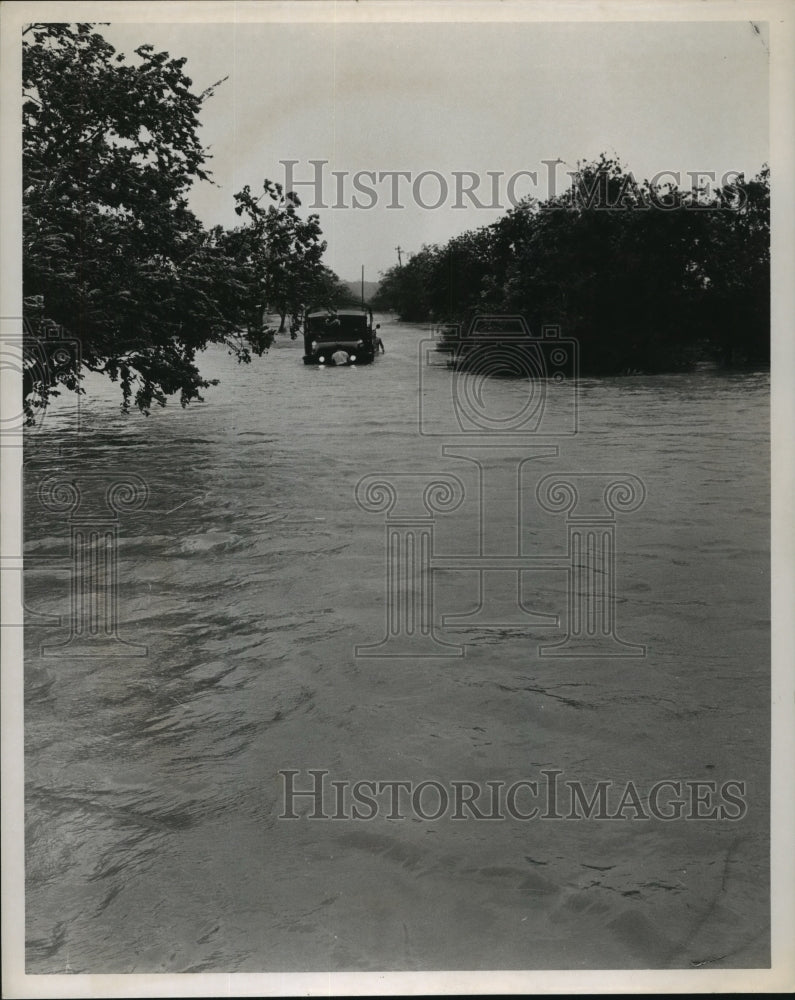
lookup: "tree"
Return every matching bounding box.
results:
[691,166,770,365]
[378,154,769,374]
[497,157,709,372]
[227,180,328,339]
[23,23,256,419]
[305,267,361,312]
[370,246,441,321]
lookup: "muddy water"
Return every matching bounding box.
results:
[24,317,769,971]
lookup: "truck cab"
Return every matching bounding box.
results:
[303,309,380,365]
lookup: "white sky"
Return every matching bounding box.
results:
[101,19,769,282]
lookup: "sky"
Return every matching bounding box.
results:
[100,18,769,283]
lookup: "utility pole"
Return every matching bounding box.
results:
[395,245,404,267]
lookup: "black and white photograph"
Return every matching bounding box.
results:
[1,0,793,995]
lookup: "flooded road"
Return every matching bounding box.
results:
[24,316,769,971]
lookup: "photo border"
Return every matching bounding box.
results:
[2,1,792,996]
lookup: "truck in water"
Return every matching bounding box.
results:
[302,308,382,366]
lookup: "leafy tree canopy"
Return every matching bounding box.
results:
[23,23,351,420]
[373,155,769,372]
[23,23,243,418]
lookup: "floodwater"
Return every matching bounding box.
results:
[24,317,769,972]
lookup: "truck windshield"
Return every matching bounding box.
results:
[310,315,368,340]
